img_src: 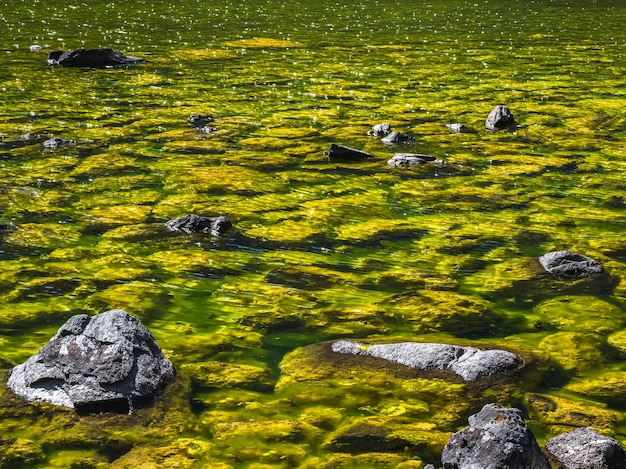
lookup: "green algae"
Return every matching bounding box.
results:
[1,0,626,466]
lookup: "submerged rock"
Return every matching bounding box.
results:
[331,341,522,381]
[7,309,175,414]
[387,153,440,167]
[42,137,74,148]
[545,427,626,469]
[187,114,215,127]
[166,214,232,235]
[367,122,392,137]
[47,47,146,68]
[441,403,550,469]
[324,144,373,162]
[445,123,473,133]
[539,250,604,279]
[485,104,516,131]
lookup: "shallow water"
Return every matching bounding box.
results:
[1,0,626,467]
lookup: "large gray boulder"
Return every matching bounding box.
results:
[545,427,626,469]
[441,403,550,469]
[7,309,175,414]
[539,250,605,279]
[331,341,521,381]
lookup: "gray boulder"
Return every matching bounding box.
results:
[485,105,516,131]
[324,144,373,162]
[331,341,521,381]
[441,403,550,469]
[7,309,175,414]
[545,427,626,469]
[47,47,146,68]
[387,153,440,167]
[381,131,415,144]
[166,214,232,235]
[539,250,604,279]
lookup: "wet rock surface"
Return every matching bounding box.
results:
[324,143,373,161]
[545,427,626,469]
[47,47,146,68]
[539,250,605,279]
[42,137,74,148]
[7,309,175,414]
[387,153,440,167]
[485,104,516,130]
[331,340,522,381]
[166,214,232,235]
[441,403,550,469]
[367,122,392,137]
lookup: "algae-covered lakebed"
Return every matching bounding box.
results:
[1,0,626,466]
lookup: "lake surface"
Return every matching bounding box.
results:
[1,0,625,467]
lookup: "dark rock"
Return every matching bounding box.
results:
[445,123,473,133]
[188,114,215,127]
[381,131,415,144]
[485,105,516,131]
[367,123,392,137]
[6,309,175,414]
[166,214,232,235]
[331,341,522,381]
[441,403,550,469]
[545,427,626,469]
[539,250,604,279]
[47,47,146,68]
[0,221,17,231]
[324,144,373,162]
[42,137,74,148]
[387,153,440,167]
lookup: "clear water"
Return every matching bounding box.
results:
[1,0,625,467]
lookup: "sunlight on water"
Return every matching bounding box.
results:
[1,0,626,467]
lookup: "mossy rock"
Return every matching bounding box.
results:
[533,296,625,334]
[0,437,45,467]
[565,371,626,408]
[525,393,620,434]
[608,329,626,356]
[372,269,459,291]
[537,331,607,373]
[181,360,274,392]
[109,441,203,469]
[378,290,502,336]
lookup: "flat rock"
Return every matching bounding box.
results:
[441,403,550,469]
[539,250,604,279]
[381,131,415,144]
[7,309,175,414]
[331,341,521,381]
[545,427,626,469]
[47,47,146,68]
[324,144,373,162]
[387,153,439,167]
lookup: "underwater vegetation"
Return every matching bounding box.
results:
[1,0,626,467]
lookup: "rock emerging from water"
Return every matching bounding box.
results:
[441,403,550,469]
[43,137,74,148]
[485,104,516,130]
[539,250,605,279]
[331,341,521,381]
[387,153,440,167]
[166,213,232,235]
[6,309,175,414]
[445,123,473,133]
[324,144,373,162]
[47,47,146,68]
[545,427,626,469]
[381,131,415,144]
[367,123,392,137]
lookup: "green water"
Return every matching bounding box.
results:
[1,0,626,466]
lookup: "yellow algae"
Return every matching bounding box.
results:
[223,37,304,48]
